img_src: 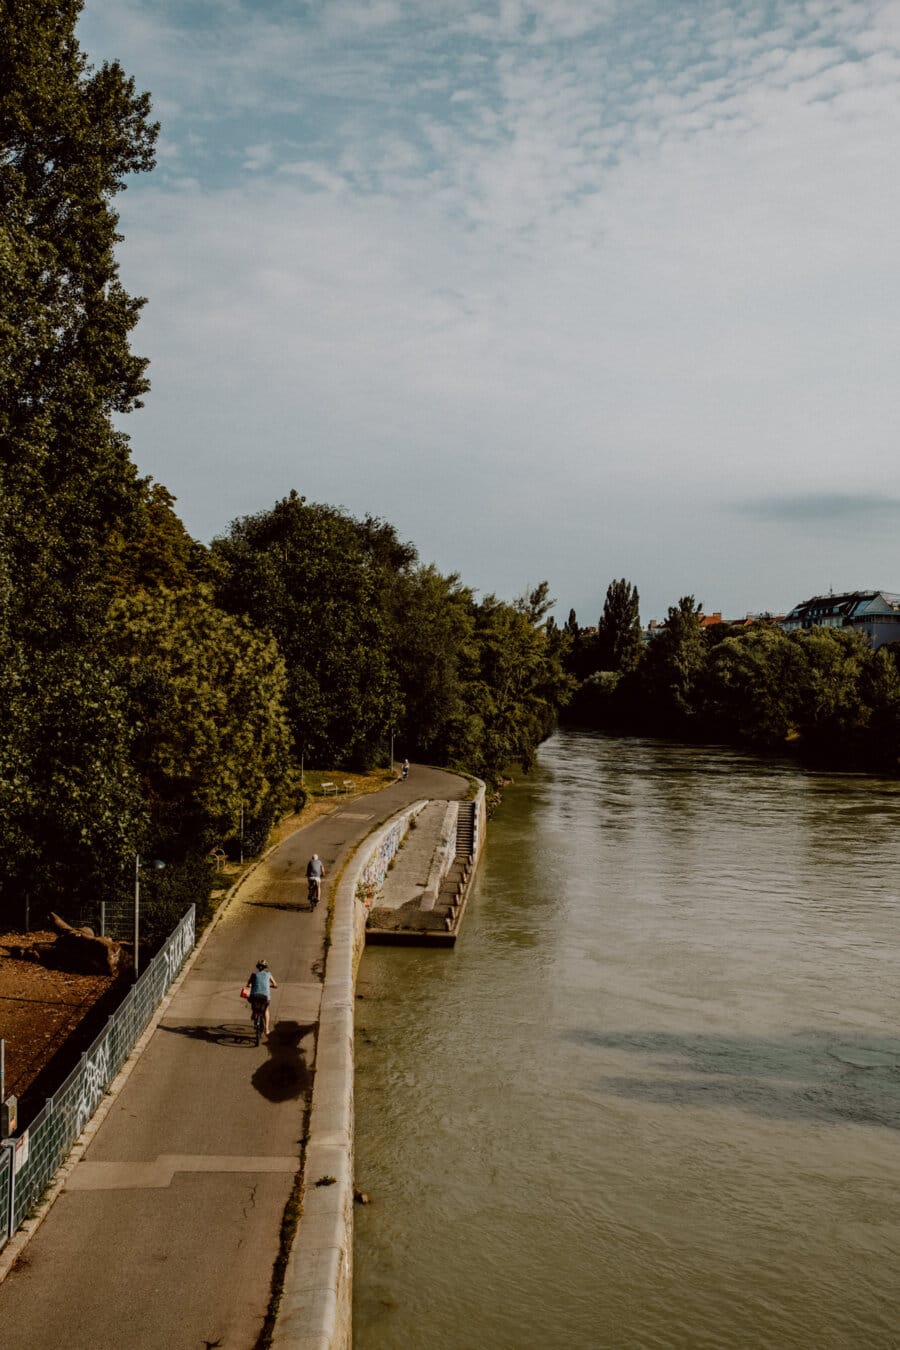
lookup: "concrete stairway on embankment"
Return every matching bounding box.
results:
[435,801,476,930]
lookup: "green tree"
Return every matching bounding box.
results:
[639,595,707,732]
[791,627,873,764]
[104,480,209,595]
[0,642,145,925]
[1,0,157,641]
[390,565,479,765]
[470,584,573,776]
[0,1,158,920]
[597,578,643,673]
[707,625,806,747]
[560,606,600,683]
[213,492,401,768]
[107,586,291,855]
[861,642,900,772]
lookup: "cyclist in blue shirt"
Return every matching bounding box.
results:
[247,959,277,1037]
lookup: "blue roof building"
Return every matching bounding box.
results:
[779,591,900,648]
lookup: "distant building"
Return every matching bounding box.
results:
[644,611,782,639]
[779,590,900,649]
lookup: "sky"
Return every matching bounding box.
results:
[77,0,900,623]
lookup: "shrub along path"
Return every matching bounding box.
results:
[0,764,469,1350]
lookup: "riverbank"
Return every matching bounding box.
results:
[271,776,483,1345]
[0,765,470,1350]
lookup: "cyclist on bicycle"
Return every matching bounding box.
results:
[247,959,277,1037]
[306,852,325,906]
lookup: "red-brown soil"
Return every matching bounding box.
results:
[0,932,124,1124]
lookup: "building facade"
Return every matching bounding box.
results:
[779,591,900,649]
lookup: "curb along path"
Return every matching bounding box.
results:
[0,766,469,1350]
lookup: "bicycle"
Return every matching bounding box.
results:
[250,996,267,1046]
[308,876,320,909]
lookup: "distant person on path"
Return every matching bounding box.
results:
[402,759,410,780]
[306,852,325,904]
[247,959,277,1037]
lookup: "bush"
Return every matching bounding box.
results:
[138,853,216,949]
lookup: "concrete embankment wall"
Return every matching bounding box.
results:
[272,783,485,1348]
[473,781,487,866]
[271,799,430,1350]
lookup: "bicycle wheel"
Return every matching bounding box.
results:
[254,1012,262,1046]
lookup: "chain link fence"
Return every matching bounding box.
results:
[1,905,195,1248]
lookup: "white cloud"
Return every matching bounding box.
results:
[81,0,900,617]
[242,142,274,171]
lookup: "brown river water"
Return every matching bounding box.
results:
[353,730,900,1349]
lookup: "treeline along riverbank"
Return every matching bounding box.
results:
[560,581,900,775]
[10,3,898,945]
[0,3,570,935]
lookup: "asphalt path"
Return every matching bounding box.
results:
[0,765,468,1350]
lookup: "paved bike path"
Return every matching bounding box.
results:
[0,766,468,1350]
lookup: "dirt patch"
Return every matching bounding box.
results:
[0,932,124,1122]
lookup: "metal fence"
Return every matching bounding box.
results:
[0,905,195,1249]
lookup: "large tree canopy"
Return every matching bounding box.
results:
[389,564,478,764]
[213,492,402,769]
[597,578,643,675]
[0,0,158,922]
[107,586,291,855]
[1,0,158,638]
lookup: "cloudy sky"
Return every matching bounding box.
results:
[78,0,900,623]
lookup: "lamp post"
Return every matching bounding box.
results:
[133,855,140,978]
[134,855,166,980]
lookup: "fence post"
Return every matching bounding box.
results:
[1,1141,14,1245]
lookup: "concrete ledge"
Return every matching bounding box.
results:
[420,801,460,911]
[271,802,426,1350]
[271,788,482,1350]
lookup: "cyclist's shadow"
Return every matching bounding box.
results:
[251,1019,316,1103]
[161,1022,258,1048]
[160,1019,315,1101]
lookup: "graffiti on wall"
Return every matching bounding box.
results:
[162,909,195,987]
[74,1041,112,1137]
[357,818,407,907]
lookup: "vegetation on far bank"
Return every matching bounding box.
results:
[561,581,900,774]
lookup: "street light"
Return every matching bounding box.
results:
[134,854,166,980]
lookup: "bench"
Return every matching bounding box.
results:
[320,781,337,796]
[342,780,354,793]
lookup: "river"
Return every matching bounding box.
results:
[353,730,900,1349]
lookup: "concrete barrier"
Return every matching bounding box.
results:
[420,801,460,911]
[271,799,430,1350]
